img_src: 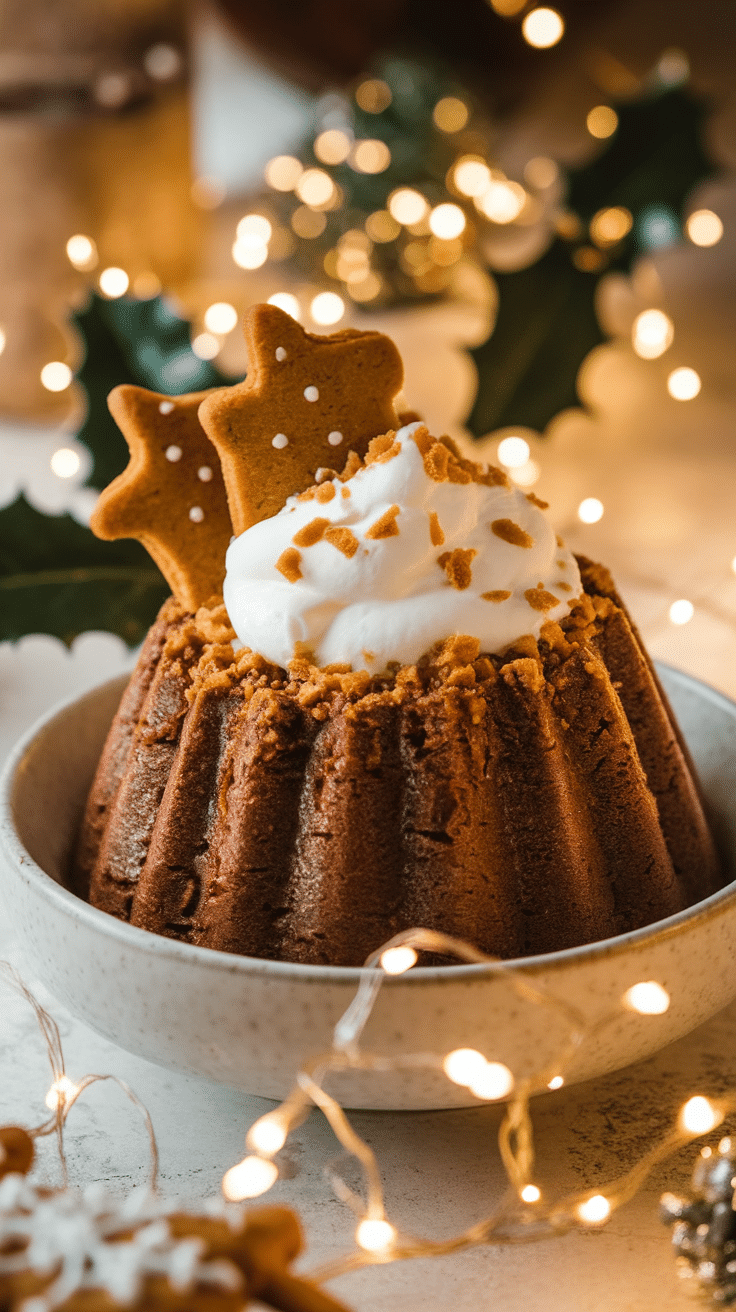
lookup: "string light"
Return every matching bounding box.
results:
[314,129,352,165]
[432,97,469,133]
[429,204,466,239]
[453,158,492,198]
[310,292,345,325]
[443,1048,488,1087]
[355,1219,397,1252]
[632,309,674,359]
[40,362,72,392]
[478,181,526,224]
[388,189,429,226]
[267,293,301,320]
[222,1157,279,1201]
[686,209,723,247]
[50,448,81,478]
[590,207,632,247]
[365,210,401,243]
[232,243,267,270]
[497,436,531,468]
[524,157,558,190]
[467,1062,514,1101]
[296,169,336,208]
[508,459,541,488]
[521,8,565,48]
[355,79,392,113]
[265,156,303,192]
[667,367,701,400]
[247,1114,288,1156]
[669,599,694,625]
[203,303,238,334]
[680,1097,722,1136]
[350,140,391,174]
[45,1075,80,1111]
[380,946,418,974]
[191,333,220,360]
[521,1185,541,1203]
[66,235,97,271]
[586,106,619,139]
[578,497,604,524]
[548,1076,564,1090]
[99,267,129,298]
[623,982,670,1015]
[576,1195,611,1224]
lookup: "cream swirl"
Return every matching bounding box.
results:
[223,423,581,672]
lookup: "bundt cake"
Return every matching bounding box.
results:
[72,305,723,966]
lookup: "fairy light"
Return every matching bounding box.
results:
[429,204,466,239]
[590,207,633,247]
[40,362,72,392]
[433,97,469,133]
[388,189,429,226]
[578,497,604,524]
[133,273,162,299]
[351,140,391,174]
[267,293,301,320]
[577,1195,611,1224]
[247,1114,288,1156]
[355,79,392,113]
[45,1075,79,1111]
[686,209,723,247]
[478,182,526,224]
[222,1156,278,1201]
[355,1219,397,1253]
[66,234,97,271]
[521,8,565,48]
[509,459,541,488]
[669,599,694,625]
[236,215,272,245]
[296,169,336,208]
[524,157,558,190]
[348,273,383,303]
[204,303,238,334]
[50,447,81,478]
[314,129,351,165]
[521,1185,541,1203]
[467,1062,514,1101]
[310,292,345,325]
[454,158,492,198]
[191,333,220,360]
[379,946,417,975]
[265,156,303,191]
[623,982,670,1015]
[680,1097,722,1136]
[498,436,531,468]
[632,309,674,359]
[443,1048,488,1087]
[292,207,327,239]
[99,267,129,298]
[586,106,619,139]
[366,210,401,243]
[548,1076,564,1090]
[667,367,701,400]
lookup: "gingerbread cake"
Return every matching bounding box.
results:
[72,334,724,965]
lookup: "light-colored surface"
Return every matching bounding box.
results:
[2,667,736,1112]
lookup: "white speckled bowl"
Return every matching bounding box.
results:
[1,666,736,1110]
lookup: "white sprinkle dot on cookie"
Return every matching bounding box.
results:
[197,465,213,481]
[304,385,319,402]
[328,430,343,446]
[165,445,182,462]
[272,433,289,449]
[159,400,174,414]
[275,347,287,361]
[189,506,204,522]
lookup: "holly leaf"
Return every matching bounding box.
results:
[467,86,715,437]
[74,293,241,490]
[0,496,169,647]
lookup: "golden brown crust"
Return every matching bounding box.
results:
[198,304,403,534]
[92,386,233,612]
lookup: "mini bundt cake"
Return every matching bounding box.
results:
[72,555,722,966]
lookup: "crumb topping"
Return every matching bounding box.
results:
[491,518,534,548]
[316,481,336,503]
[481,590,512,602]
[525,585,561,612]
[292,517,330,547]
[428,511,445,546]
[438,547,477,590]
[324,525,359,558]
[526,492,549,509]
[365,504,401,539]
[276,547,302,582]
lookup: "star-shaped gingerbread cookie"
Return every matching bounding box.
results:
[198,304,403,533]
[91,385,233,613]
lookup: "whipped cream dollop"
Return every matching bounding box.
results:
[224,423,581,672]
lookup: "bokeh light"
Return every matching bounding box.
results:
[191,333,220,360]
[222,1157,278,1200]
[351,140,391,174]
[577,1195,611,1224]
[204,302,238,334]
[680,1096,721,1135]
[498,436,531,468]
[389,188,429,226]
[686,209,723,247]
[40,362,73,392]
[99,267,129,298]
[479,181,526,224]
[66,234,97,270]
[632,309,674,359]
[296,168,336,208]
[355,79,392,113]
[669,599,694,625]
[524,156,558,189]
[522,8,565,48]
[432,97,469,133]
[380,946,418,975]
[50,447,81,478]
[667,367,701,400]
[429,203,466,239]
[314,129,351,165]
[586,106,618,139]
[310,292,346,325]
[355,1219,397,1252]
[578,497,604,524]
[590,207,632,247]
[623,981,670,1014]
[265,156,303,191]
[267,293,301,320]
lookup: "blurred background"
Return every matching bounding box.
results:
[0,0,734,743]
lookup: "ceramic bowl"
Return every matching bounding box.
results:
[1,666,736,1111]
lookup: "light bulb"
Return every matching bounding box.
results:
[50,448,81,478]
[577,498,604,524]
[667,367,701,400]
[577,1194,611,1224]
[467,1062,514,1101]
[521,1185,541,1202]
[355,1218,396,1252]
[204,302,238,334]
[443,1048,487,1087]
[522,8,565,48]
[99,267,129,298]
[680,1096,722,1136]
[669,599,694,625]
[40,362,72,392]
[247,1115,287,1156]
[379,946,417,975]
[45,1076,79,1110]
[222,1156,278,1200]
[497,436,531,468]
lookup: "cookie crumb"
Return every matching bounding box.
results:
[276,547,302,581]
[293,517,330,547]
[482,590,512,602]
[324,525,359,557]
[438,547,477,590]
[316,481,336,503]
[525,585,560,612]
[366,504,400,539]
[428,511,445,546]
[526,492,549,509]
[491,519,534,548]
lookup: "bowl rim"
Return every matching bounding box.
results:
[2,662,736,988]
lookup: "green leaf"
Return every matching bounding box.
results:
[0,496,169,647]
[467,87,716,437]
[73,293,241,491]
